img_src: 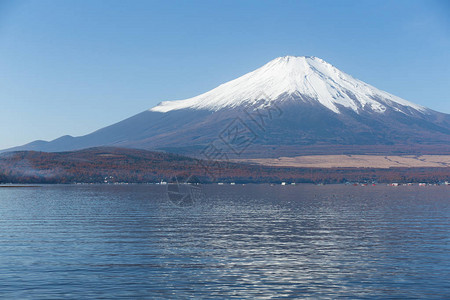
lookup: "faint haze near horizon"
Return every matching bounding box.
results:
[0,0,449,150]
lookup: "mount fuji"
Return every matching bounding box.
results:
[5,56,450,157]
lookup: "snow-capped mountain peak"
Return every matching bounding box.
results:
[150,56,426,114]
[5,56,449,155]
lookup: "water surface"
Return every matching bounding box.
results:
[0,184,449,298]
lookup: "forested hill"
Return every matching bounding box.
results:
[0,147,448,184]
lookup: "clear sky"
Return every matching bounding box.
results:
[0,0,449,149]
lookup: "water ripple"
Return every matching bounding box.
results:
[0,184,449,298]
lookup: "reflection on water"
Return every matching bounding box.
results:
[0,184,449,298]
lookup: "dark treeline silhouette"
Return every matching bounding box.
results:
[0,147,448,184]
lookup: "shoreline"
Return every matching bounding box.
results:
[0,185,42,188]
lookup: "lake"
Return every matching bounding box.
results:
[0,184,449,299]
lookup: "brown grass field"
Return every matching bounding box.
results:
[234,155,450,168]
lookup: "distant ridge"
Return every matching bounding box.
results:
[1,147,448,184]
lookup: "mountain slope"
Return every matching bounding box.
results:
[4,56,450,157]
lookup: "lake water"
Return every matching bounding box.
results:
[0,184,449,299]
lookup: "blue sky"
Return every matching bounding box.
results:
[0,0,449,149]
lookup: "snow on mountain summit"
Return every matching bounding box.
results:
[150,56,426,114]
